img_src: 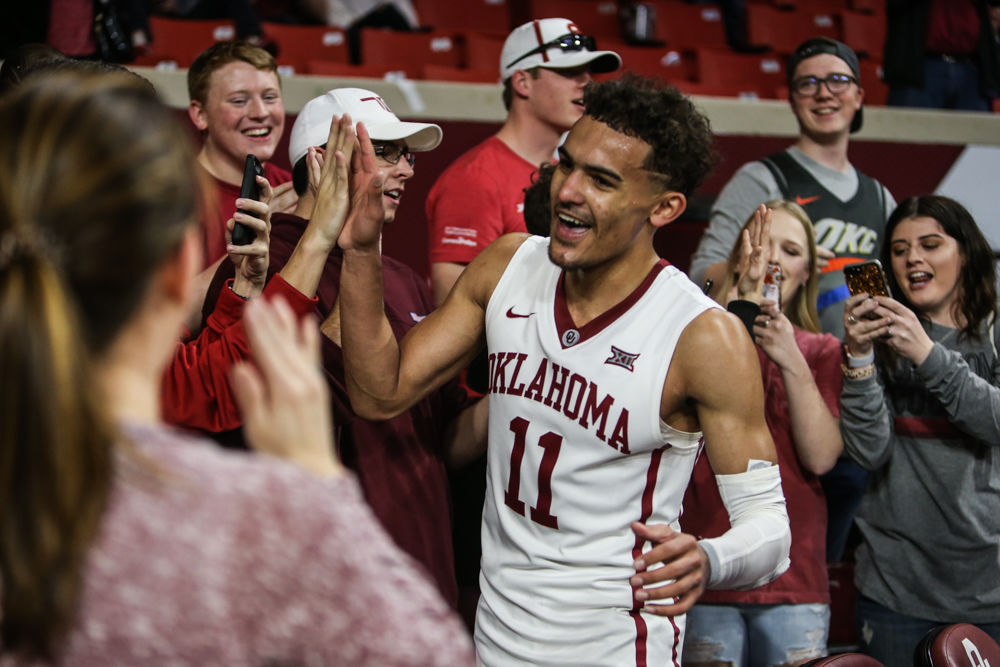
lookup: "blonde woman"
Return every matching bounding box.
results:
[682,202,843,665]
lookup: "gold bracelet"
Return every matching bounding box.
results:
[841,363,875,380]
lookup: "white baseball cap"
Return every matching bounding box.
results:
[499,18,621,82]
[289,88,442,167]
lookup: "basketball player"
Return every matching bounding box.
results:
[337,74,791,664]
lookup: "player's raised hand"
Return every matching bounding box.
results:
[337,121,386,252]
[629,522,708,616]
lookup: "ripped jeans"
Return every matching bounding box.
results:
[683,602,829,666]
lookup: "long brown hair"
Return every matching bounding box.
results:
[0,71,198,658]
[880,195,997,339]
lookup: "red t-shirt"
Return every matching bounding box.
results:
[199,162,291,270]
[162,274,317,432]
[925,0,980,56]
[426,136,538,265]
[680,327,842,605]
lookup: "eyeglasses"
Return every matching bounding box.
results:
[791,73,858,96]
[506,33,598,70]
[373,142,415,167]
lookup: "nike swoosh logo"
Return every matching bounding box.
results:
[506,307,534,319]
[795,195,820,205]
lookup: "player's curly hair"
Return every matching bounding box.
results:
[582,73,717,197]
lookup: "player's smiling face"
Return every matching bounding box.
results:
[547,115,665,271]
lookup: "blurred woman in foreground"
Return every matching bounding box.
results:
[0,71,472,664]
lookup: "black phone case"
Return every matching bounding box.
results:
[232,154,264,246]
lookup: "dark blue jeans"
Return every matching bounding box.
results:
[821,456,867,562]
[856,595,1000,667]
[888,55,990,111]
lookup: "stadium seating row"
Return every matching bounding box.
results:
[134,12,888,104]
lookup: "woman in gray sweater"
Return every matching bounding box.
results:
[840,195,1000,666]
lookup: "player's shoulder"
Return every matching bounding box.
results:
[473,232,534,270]
[679,307,756,362]
[454,233,533,298]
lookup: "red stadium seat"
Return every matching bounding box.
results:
[412,0,512,32]
[672,80,768,100]
[360,28,463,78]
[840,10,885,60]
[614,43,696,82]
[774,0,848,11]
[695,48,785,98]
[848,0,882,14]
[145,16,237,67]
[858,59,887,106]
[527,0,622,39]
[261,22,349,74]
[747,4,840,55]
[915,623,1000,666]
[464,30,507,71]
[422,64,499,83]
[650,1,728,51]
[305,60,408,79]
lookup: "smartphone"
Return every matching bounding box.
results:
[844,260,892,317]
[761,263,782,307]
[232,154,264,246]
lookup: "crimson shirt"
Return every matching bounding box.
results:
[162,274,317,432]
[681,327,842,605]
[926,0,981,56]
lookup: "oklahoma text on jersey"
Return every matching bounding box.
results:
[487,352,631,454]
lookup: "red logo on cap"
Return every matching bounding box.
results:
[360,96,390,112]
[567,22,580,33]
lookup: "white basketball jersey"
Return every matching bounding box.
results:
[475,236,721,666]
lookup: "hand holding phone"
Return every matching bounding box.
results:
[232,154,264,246]
[844,260,892,319]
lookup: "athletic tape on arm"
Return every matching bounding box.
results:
[698,464,791,590]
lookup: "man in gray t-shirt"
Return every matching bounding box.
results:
[689,38,895,341]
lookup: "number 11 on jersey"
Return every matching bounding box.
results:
[503,417,562,529]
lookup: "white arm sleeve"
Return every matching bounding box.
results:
[697,464,791,590]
